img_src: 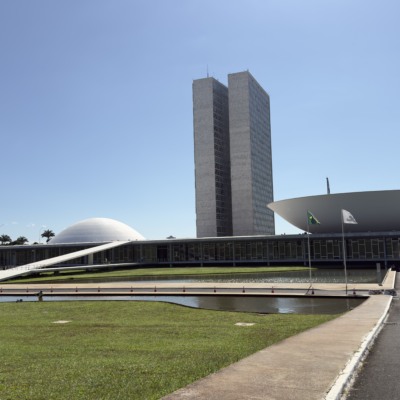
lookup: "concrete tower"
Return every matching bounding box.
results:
[193,77,233,237]
[193,71,274,237]
[228,71,274,236]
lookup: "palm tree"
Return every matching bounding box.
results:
[41,229,55,243]
[0,234,11,245]
[14,236,29,245]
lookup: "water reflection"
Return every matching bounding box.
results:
[194,295,363,314]
[69,268,384,285]
[0,294,365,314]
[191,269,382,284]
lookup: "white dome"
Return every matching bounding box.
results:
[49,218,145,244]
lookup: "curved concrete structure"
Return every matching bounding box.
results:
[268,190,400,233]
[0,240,130,282]
[49,217,145,244]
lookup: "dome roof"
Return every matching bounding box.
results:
[49,218,145,244]
[268,190,400,233]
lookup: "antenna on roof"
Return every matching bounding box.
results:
[326,177,331,194]
[207,65,209,78]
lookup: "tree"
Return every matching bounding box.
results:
[41,229,55,243]
[0,234,11,245]
[13,236,29,245]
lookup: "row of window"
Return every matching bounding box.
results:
[2,237,400,267]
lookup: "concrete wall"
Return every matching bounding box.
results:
[229,71,275,235]
[193,78,232,237]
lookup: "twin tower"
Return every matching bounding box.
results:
[193,71,275,238]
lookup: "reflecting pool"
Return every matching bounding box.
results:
[0,294,365,314]
[72,267,385,284]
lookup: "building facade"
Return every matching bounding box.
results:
[193,71,274,238]
[1,231,399,270]
[193,77,232,237]
[229,71,274,236]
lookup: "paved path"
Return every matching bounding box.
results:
[162,295,392,400]
[345,274,400,399]
[0,270,395,298]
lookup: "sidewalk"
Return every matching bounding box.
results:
[2,269,395,294]
[1,270,395,298]
[346,273,400,399]
[162,295,392,400]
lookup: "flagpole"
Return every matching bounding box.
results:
[307,220,312,284]
[341,211,348,294]
[306,211,320,290]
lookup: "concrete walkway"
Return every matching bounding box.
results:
[0,269,395,297]
[345,273,400,399]
[162,295,392,400]
[1,268,395,298]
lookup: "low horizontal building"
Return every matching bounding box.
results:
[1,195,400,278]
[1,231,399,271]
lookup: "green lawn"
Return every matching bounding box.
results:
[6,266,312,284]
[0,301,335,399]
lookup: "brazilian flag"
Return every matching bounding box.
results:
[307,211,320,225]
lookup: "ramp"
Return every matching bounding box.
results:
[0,241,129,282]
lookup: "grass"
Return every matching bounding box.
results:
[0,301,336,399]
[6,266,312,284]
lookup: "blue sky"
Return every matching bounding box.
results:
[1,0,399,243]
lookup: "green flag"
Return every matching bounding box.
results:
[307,211,320,225]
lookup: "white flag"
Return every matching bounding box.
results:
[342,209,357,224]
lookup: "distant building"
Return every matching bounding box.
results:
[3,189,400,280]
[228,72,274,236]
[2,208,400,278]
[193,71,274,238]
[193,77,232,237]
